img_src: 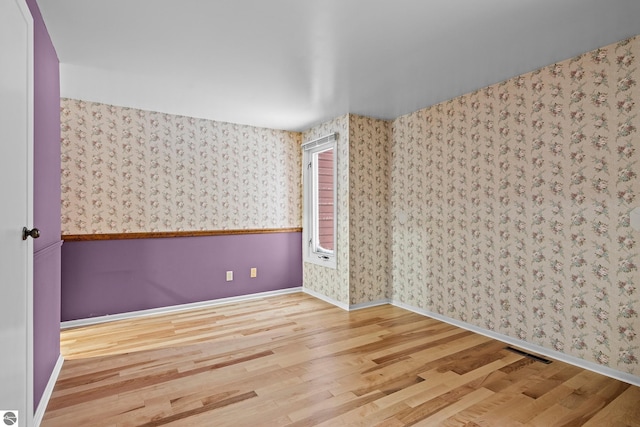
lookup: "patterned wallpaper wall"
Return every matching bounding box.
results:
[391,37,640,375]
[301,114,392,306]
[60,99,301,234]
[349,115,392,305]
[302,115,350,305]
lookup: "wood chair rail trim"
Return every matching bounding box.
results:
[62,227,302,241]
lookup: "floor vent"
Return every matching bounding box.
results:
[505,346,552,364]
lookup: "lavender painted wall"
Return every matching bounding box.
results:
[33,244,61,404]
[61,232,302,321]
[30,0,60,252]
[26,0,61,410]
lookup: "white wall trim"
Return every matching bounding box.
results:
[301,289,390,312]
[348,299,391,311]
[392,299,640,387]
[61,287,303,329]
[302,287,349,310]
[33,354,63,427]
[58,289,640,387]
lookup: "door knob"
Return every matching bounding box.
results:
[22,227,40,240]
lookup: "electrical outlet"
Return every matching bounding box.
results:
[250,267,257,278]
[226,271,233,281]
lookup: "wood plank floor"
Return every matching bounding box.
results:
[42,293,640,426]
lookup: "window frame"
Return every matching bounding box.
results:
[302,133,337,269]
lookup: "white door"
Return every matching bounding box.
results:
[0,0,34,425]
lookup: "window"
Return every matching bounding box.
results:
[303,133,337,268]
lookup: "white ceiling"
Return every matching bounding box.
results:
[38,0,640,132]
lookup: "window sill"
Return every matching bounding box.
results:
[304,255,337,270]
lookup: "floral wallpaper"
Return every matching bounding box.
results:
[390,37,640,375]
[302,115,350,305]
[60,99,301,234]
[349,115,392,305]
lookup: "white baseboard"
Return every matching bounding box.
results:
[349,299,391,311]
[392,299,640,388]
[34,354,64,427]
[302,287,349,310]
[301,288,390,312]
[57,287,640,387]
[61,287,303,329]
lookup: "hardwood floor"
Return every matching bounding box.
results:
[42,293,640,426]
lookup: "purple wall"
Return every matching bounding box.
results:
[26,0,61,411]
[61,232,302,321]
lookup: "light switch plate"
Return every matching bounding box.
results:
[226,271,233,281]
